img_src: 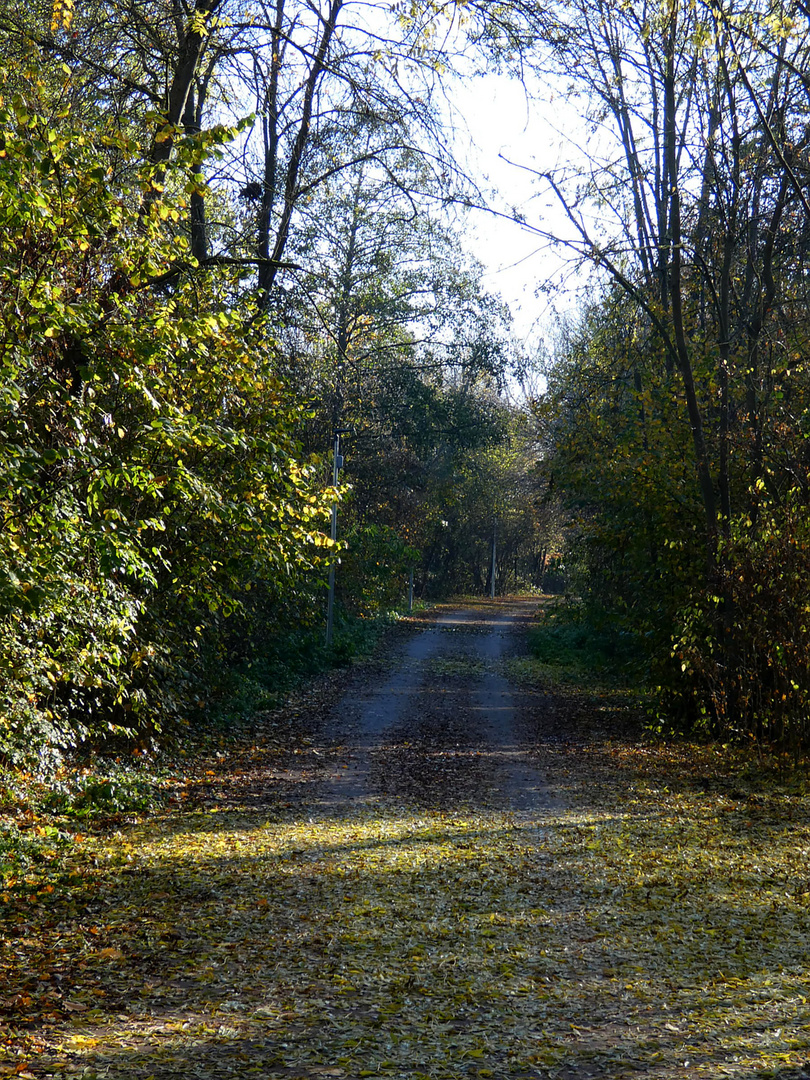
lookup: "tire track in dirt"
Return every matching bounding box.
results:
[318,600,562,816]
[467,606,562,817]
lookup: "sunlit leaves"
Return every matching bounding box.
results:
[0,66,333,764]
[50,0,74,33]
[6,773,810,1076]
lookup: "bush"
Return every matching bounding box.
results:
[41,767,162,817]
[673,501,810,751]
[528,602,641,685]
[0,68,332,767]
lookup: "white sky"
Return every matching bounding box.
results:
[446,71,592,358]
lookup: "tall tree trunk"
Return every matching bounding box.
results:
[663,0,717,561]
[141,0,222,222]
[183,83,208,264]
[257,0,286,283]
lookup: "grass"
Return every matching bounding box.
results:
[39,767,165,818]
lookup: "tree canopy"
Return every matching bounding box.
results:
[0,1,528,766]
[531,0,810,747]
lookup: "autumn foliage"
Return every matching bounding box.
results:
[0,66,335,763]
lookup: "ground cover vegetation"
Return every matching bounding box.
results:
[2,603,809,1080]
[4,0,810,1067]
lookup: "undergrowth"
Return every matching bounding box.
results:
[209,604,415,724]
[40,767,165,818]
[4,600,810,1079]
[0,602,423,891]
[523,599,643,689]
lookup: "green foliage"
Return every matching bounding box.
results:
[275,147,526,602]
[540,291,810,748]
[337,523,418,615]
[673,495,810,750]
[537,296,704,637]
[0,816,70,887]
[0,28,539,767]
[0,66,333,766]
[526,601,641,687]
[41,767,162,817]
[324,607,403,665]
[205,605,407,728]
[207,626,343,720]
[530,0,810,751]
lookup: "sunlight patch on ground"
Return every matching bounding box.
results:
[12,797,810,1079]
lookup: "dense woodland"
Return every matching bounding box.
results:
[0,0,554,766]
[2,0,810,766]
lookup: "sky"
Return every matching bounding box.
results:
[446,71,592,360]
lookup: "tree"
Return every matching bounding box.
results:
[0,0,559,764]
[532,0,810,743]
[268,139,521,603]
[0,65,333,765]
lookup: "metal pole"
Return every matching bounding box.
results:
[408,567,414,613]
[325,432,340,647]
[490,519,497,600]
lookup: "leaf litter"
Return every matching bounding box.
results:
[2,601,810,1080]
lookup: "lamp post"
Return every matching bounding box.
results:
[490,519,497,600]
[325,429,349,647]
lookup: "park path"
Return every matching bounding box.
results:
[317,600,563,817]
[17,601,803,1080]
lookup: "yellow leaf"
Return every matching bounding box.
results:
[97,947,124,960]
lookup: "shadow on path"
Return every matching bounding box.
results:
[318,601,563,816]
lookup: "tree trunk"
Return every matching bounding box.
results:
[663,2,717,563]
[141,0,222,222]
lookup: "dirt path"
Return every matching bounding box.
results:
[318,600,561,816]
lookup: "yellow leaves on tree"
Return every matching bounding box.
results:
[50,0,74,34]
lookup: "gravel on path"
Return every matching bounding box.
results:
[318,600,563,817]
